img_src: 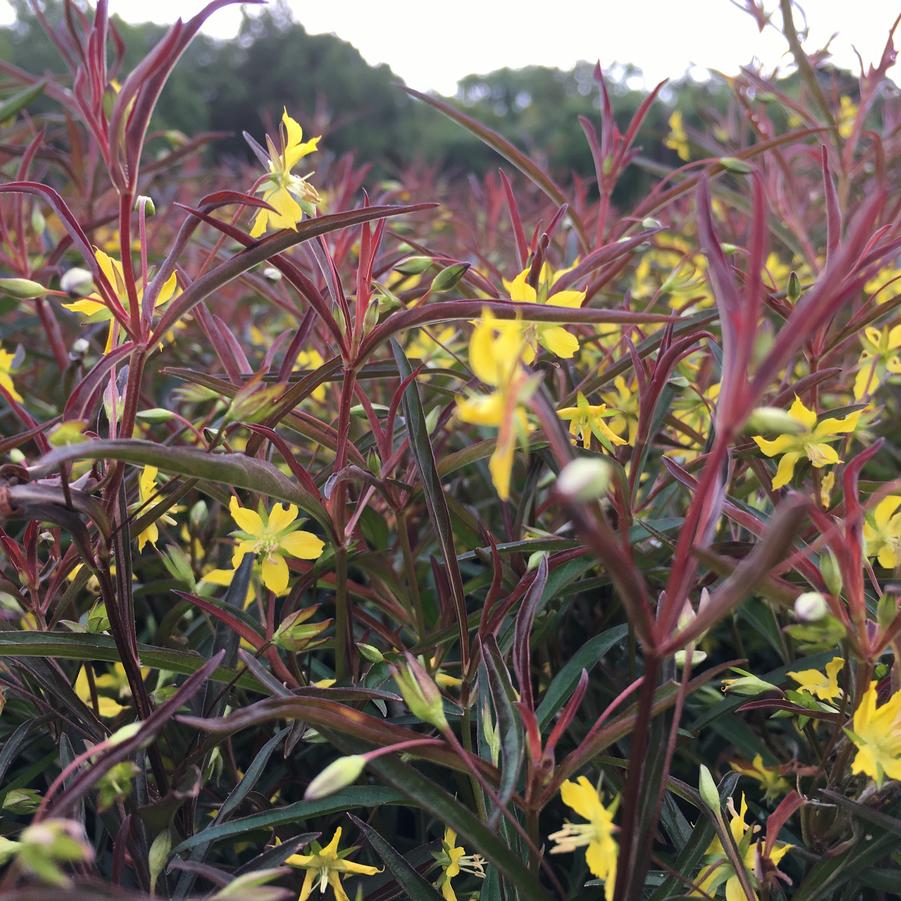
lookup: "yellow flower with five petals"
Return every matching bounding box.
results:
[286,827,380,901]
[853,324,901,399]
[787,656,844,703]
[228,496,325,595]
[863,496,901,568]
[558,393,627,452]
[848,682,901,785]
[433,827,485,900]
[503,267,584,361]
[250,109,321,237]
[549,775,618,900]
[752,396,860,489]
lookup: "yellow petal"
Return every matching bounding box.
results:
[261,553,290,595]
[772,451,801,489]
[815,411,860,437]
[805,442,839,468]
[267,503,299,533]
[539,325,579,359]
[752,434,797,457]
[229,497,264,536]
[547,289,585,309]
[787,395,817,430]
[279,530,325,560]
[62,297,111,318]
[560,776,605,822]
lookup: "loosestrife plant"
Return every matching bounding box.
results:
[0,2,899,900]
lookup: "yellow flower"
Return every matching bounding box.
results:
[665,110,691,161]
[503,267,583,361]
[864,266,900,304]
[286,827,380,901]
[837,95,858,139]
[0,346,22,402]
[134,465,176,553]
[557,393,627,452]
[863,495,901,568]
[62,248,178,351]
[456,309,536,500]
[295,348,327,402]
[433,827,485,901]
[693,795,791,901]
[406,325,458,367]
[849,682,901,785]
[853,325,901,399]
[787,656,844,703]
[752,396,860,489]
[549,775,618,901]
[602,375,640,445]
[729,754,790,802]
[228,496,325,595]
[250,109,321,237]
[74,666,126,718]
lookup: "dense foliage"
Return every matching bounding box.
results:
[0,1,899,899]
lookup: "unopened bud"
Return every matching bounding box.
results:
[698,764,721,812]
[31,207,46,236]
[641,217,662,229]
[60,268,94,295]
[0,277,46,299]
[357,643,384,663]
[272,608,328,652]
[743,406,806,436]
[721,670,779,695]
[819,551,842,596]
[787,271,801,302]
[431,263,469,293]
[48,420,87,447]
[395,256,434,275]
[148,830,173,895]
[262,266,282,281]
[877,593,898,632]
[556,457,612,502]
[674,648,707,667]
[136,407,175,423]
[304,755,366,800]
[135,195,156,217]
[719,156,752,174]
[794,591,828,623]
[393,653,448,730]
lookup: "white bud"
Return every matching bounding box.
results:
[556,458,612,502]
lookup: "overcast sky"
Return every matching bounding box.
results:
[3,1,897,93]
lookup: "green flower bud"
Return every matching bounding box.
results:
[86,602,110,634]
[48,420,87,447]
[877,593,898,632]
[148,830,173,895]
[431,263,469,293]
[719,156,752,174]
[357,643,384,663]
[819,551,843,596]
[135,195,156,217]
[393,653,448,730]
[0,277,47,299]
[743,406,806,436]
[674,648,708,667]
[303,755,367,800]
[698,764,721,812]
[19,818,94,886]
[556,457,612,502]
[787,271,802,302]
[2,788,42,814]
[136,408,175,423]
[395,256,434,275]
[721,672,779,696]
[641,217,662,229]
[31,207,46,236]
[272,608,328,653]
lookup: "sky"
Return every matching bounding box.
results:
[2,1,897,93]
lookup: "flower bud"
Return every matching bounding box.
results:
[0,277,46,299]
[794,591,828,623]
[674,648,707,667]
[19,818,94,886]
[698,764,721,812]
[272,608,328,652]
[743,406,806,436]
[262,266,282,281]
[787,271,802,302]
[392,653,448,730]
[641,217,662,229]
[357,643,384,663]
[136,407,175,423]
[148,830,173,895]
[431,263,469,293]
[719,156,752,174]
[877,593,898,632]
[556,457,612,502]
[48,420,87,447]
[135,194,156,217]
[721,673,779,696]
[303,755,366,800]
[395,256,434,275]
[86,602,110,634]
[819,551,842,596]
[60,267,94,295]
